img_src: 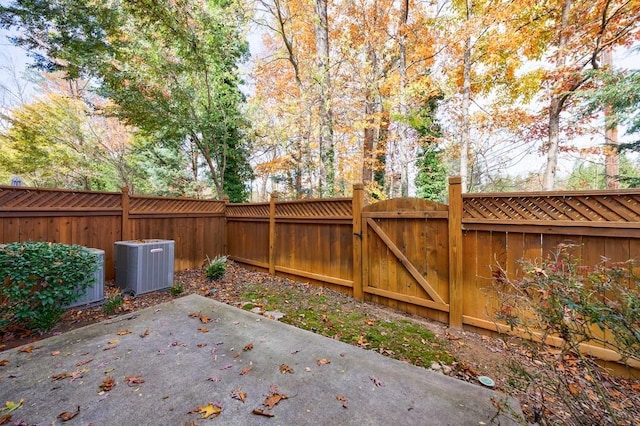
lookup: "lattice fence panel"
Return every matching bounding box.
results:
[463,193,640,223]
[276,199,352,218]
[0,186,121,210]
[226,203,269,218]
[129,196,225,215]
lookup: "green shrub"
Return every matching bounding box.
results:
[0,242,99,332]
[103,295,124,314]
[493,245,640,425]
[205,255,227,280]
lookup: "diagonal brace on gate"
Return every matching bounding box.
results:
[366,218,447,305]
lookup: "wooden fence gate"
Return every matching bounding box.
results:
[361,198,451,323]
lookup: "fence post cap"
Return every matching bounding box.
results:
[449,176,462,184]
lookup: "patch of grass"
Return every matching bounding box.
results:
[237,282,453,367]
[169,283,184,296]
[104,295,123,315]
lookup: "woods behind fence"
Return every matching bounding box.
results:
[2,178,640,368]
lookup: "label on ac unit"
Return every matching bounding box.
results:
[150,248,164,253]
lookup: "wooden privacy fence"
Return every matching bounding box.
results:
[0,186,226,279]
[227,178,640,368]
[3,180,640,367]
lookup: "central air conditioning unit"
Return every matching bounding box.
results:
[67,248,105,308]
[114,239,175,296]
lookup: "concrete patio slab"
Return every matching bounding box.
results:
[0,295,522,425]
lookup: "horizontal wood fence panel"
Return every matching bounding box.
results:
[226,220,269,267]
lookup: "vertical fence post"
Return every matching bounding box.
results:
[352,183,365,300]
[448,177,463,329]
[269,192,278,276]
[222,195,230,257]
[121,186,130,241]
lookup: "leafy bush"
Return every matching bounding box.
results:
[205,255,227,280]
[0,242,99,332]
[493,244,640,425]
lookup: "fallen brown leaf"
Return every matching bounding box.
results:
[52,372,71,381]
[116,330,131,336]
[243,343,254,351]
[57,406,80,422]
[197,343,208,348]
[139,329,150,338]
[51,351,60,356]
[279,364,294,374]
[370,376,384,387]
[0,360,8,367]
[100,376,116,392]
[188,403,221,419]
[125,375,145,386]
[316,358,331,366]
[18,345,36,353]
[0,414,10,425]
[252,408,274,417]
[199,315,211,324]
[231,388,246,403]
[75,358,93,367]
[337,395,349,408]
[103,345,118,351]
[240,365,253,376]
[197,327,209,333]
[263,393,288,409]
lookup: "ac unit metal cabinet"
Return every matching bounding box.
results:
[67,248,105,308]
[114,239,175,296]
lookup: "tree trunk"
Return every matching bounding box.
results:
[460,0,472,193]
[397,0,410,197]
[603,48,619,189]
[314,0,335,196]
[543,99,561,190]
[542,0,571,191]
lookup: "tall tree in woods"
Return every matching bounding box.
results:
[439,0,541,192]
[509,0,640,190]
[1,0,253,201]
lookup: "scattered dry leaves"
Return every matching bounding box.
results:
[197,327,209,333]
[51,351,60,356]
[100,376,116,392]
[0,414,10,425]
[279,364,294,374]
[125,375,145,386]
[75,358,93,367]
[57,406,80,422]
[239,365,253,376]
[370,376,384,387]
[18,346,36,353]
[316,358,330,366]
[196,343,207,348]
[243,343,254,351]
[337,395,349,408]
[116,330,131,336]
[231,388,246,403]
[0,360,8,367]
